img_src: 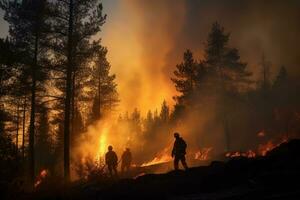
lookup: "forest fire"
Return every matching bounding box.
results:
[34,169,49,188]
[96,129,108,160]
[258,137,288,156]
[194,147,213,160]
[1,0,300,199]
[141,145,173,167]
[141,147,213,167]
[226,138,288,158]
[141,154,172,167]
[225,150,256,158]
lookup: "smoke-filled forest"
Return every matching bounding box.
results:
[1,0,300,199]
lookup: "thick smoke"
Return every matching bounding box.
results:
[102,0,300,114]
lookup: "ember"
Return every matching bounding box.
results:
[34,169,49,188]
[257,130,265,137]
[226,150,256,158]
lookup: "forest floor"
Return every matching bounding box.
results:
[7,139,300,200]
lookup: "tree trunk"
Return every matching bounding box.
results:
[223,114,230,152]
[71,72,75,140]
[64,0,74,183]
[22,96,26,160]
[16,103,20,158]
[29,34,38,187]
[98,67,101,118]
[218,63,231,152]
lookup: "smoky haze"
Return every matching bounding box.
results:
[75,0,300,173]
[103,0,300,114]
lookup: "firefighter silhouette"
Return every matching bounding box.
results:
[172,132,188,170]
[121,148,132,173]
[105,145,118,177]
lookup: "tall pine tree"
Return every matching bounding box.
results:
[172,49,199,110]
[1,0,49,187]
[87,46,118,125]
[49,0,106,182]
[203,22,251,151]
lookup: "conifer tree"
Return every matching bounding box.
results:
[49,0,106,181]
[1,0,49,186]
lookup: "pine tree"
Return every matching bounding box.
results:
[131,108,142,134]
[71,107,84,150]
[258,54,272,94]
[35,104,53,172]
[203,22,251,151]
[272,66,292,138]
[171,49,199,107]
[0,38,15,135]
[145,110,154,130]
[87,46,118,125]
[204,22,251,92]
[160,100,170,124]
[0,38,15,99]
[273,66,287,90]
[1,0,50,186]
[49,0,106,182]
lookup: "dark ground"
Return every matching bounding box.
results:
[6,139,300,200]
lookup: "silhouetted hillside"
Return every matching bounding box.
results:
[28,139,300,200]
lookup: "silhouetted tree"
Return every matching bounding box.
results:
[49,0,106,182]
[0,38,14,135]
[172,49,199,108]
[203,22,251,151]
[35,104,53,172]
[204,22,251,92]
[1,0,50,186]
[87,46,118,125]
[71,107,84,150]
[145,110,154,131]
[160,100,170,124]
[273,66,287,90]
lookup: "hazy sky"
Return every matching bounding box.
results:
[1,0,300,115]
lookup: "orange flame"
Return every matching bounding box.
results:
[226,137,288,158]
[226,150,256,158]
[141,145,172,167]
[141,154,172,167]
[34,169,48,188]
[194,147,212,160]
[258,137,287,156]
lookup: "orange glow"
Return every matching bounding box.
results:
[226,137,288,158]
[258,137,287,156]
[257,130,265,137]
[34,169,48,188]
[101,1,186,115]
[194,147,213,160]
[96,128,108,160]
[141,146,172,167]
[226,150,256,158]
[141,154,172,167]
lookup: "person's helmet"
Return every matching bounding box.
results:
[108,145,113,151]
[174,132,180,138]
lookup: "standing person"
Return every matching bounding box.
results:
[105,145,118,177]
[172,132,188,170]
[121,148,132,173]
